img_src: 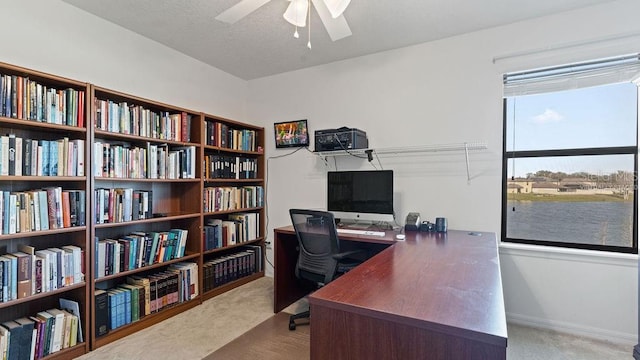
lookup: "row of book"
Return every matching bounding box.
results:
[1,300,83,360]
[205,121,257,152]
[95,263,198,337]
[94,99,192,142]
[204,154,259,180]
[94,142,196,179]
[203,214,260,251]
[95,229,189,279]
[93,189,152,225]
[203,246,262,292]
[0,74,85,127]
[203,186,264,213]
[0,244,84,303]
[0,135,85,177]
[1,188,86,235]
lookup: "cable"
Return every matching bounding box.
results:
[264,146,312,271]
[371,150,383,170]
[304,147,331,168]
[264,146,308,272]
[511,98,517,213]
[334,134,368,159]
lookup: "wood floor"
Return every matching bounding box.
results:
[205,312,310,360]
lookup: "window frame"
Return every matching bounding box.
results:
[501,92,639,254]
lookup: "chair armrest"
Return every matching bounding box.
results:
[333,249,365,261]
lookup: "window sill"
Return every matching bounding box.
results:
[499,242,638,267]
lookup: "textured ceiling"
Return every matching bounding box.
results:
[62,0,617,80]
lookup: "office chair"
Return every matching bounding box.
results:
[288,209,364,330]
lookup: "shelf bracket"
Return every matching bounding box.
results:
[464,142,471,183]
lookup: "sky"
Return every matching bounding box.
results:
[505,82,637,178]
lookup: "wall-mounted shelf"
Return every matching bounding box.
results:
[314,142,488,181]
[314,142,487,157]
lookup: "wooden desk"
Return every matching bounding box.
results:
[272,227,507,360]
[273,225,394,313]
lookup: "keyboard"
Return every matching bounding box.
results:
[337,229,386,237]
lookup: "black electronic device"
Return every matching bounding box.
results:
[435,217,448,233]
[314,127,368,152]
[327,170,394,223]
[307,216,326,227]
[404,212,421,231]
[420,221,435,232]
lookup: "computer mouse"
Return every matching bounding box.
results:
[395,234,405,240]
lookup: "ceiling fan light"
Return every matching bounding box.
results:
[283,0,308,27]
[324,0,351,18]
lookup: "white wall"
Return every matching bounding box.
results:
[248,0,640,345]
[0,0,248,120]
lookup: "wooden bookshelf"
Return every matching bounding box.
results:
[0,61,91,359]
[200,113,265,301]
[89,85,204,349]
[0,61,267,356]
[88,90,266,350]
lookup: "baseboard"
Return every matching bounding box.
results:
[507,312,636,346]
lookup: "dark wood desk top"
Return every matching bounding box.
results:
[307,229,508,347]
[275,224,398,245]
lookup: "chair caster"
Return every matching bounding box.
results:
[289,321,296,331]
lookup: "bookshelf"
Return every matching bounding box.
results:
[201,114,265,301]
[0,60,266,355]
[0,62,90,359]
[89,86,205,349]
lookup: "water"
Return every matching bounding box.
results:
[506,201,633,247]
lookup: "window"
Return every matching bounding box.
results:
[502,55,639,253]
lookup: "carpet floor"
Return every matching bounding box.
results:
[76,277,633,360]
[205,312,309,360]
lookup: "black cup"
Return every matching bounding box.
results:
[435,217,447,233]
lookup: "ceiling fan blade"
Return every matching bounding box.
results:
[311,0,352,41]
[215,0,271,24]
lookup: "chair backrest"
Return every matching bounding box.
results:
[289,209,341,285]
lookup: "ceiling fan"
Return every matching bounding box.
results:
[215,0,352,43]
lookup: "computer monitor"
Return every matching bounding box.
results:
[327,170,395,223]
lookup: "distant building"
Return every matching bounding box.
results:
[506,178,533,194]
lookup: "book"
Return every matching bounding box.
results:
[0,321,8,360]
[28,316,45,360]
[14,137,21,177]
[126,276,150,317]
[61,191,71,228]
[34,249,53,293]
[59,298,84,343]
[17,244,36,295]
[35,311,53,357]
[60,311,72,349]
[1,320,22,360]
[61,246,82,284]
[22,138,31,176]
[119,284,139,322]
[37,190,49,231]
[94,289,109,337]
[45,308,65,353]
[4,254,17,300]
[49,139,58,176]
[66,312,78,347]
[0,135,9,176]
[14,317,34,360]
[8,134,16,176]
[44,187,58,230]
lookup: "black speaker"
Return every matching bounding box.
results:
[435,217,447,233]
